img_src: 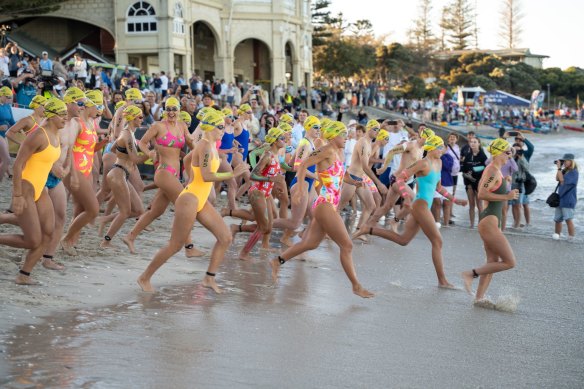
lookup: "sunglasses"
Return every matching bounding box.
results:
[95,104,104,111]
[227,115,234,119]
[435,146,445,150]
[166,107,179,112]
[312,125,321,130]
[46,110,67,118]
[245,111,252,115]
[133,99,143,104]
[75,101,85,107]
[504,150,513,155]
[215,125,225,130]
[338,132,348,138]
[277,136,286,141]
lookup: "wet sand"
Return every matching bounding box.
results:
[1,177,583,387]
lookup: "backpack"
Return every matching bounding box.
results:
[524,172,537,195]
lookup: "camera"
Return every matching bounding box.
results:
[554,160,563,165]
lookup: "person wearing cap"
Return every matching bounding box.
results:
[553,154,578,241]
[367,129,390,208]
[0,86,16,180]
[138,110,249,293]
[5,95,47,145]
[291,109,308,149]
[231,127,288,260]
[124,96,201,258]
[513,132,535,227]
[269,121,374,298]
[39,51,53,72]
[60,89,103,255]
[338,119,388,240]
[462,139,520,306]
[216,106,240,211]
[1,97,67,284]
[355,135,468,289]
[231,104,253,199]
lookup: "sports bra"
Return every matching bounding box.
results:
[156,121,185,149]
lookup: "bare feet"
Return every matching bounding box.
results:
[122,235,136,254]
[352,225,371,240]
[137,274,154,292]
[42,258,65,271]
[269,258,281,285]
[461,271,474,295]
[280,236,293,247]
[438,281,457,289]
[352,284,374,298]
[474,298,495,309]
[185,246,205,258]
[238,251,253,261]
[100,240,112,249]
[60,238,77,256]
[15,274,39,285]
[202,275,223,293]
[220,208,230,217]
[96,216,109,236]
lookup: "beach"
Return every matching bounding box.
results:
[1,132,583,387]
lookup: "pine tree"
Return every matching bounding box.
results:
[443,0,474,50]
[410,0,435,51]
[499,0,523,48]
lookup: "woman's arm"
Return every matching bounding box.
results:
[478,166,518,202]
[250,151,271,182]
[11,130,43,214]
[137,123,160,158]
[5,117,31,144]
[199,143,248,182]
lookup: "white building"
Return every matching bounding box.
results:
[1,0,314,89]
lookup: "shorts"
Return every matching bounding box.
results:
[434,186,453,200]
[379,168,391,187]
[508,185,529,205]
[452,175,458,186]
[554,207,575,222]
[45,172,62,189]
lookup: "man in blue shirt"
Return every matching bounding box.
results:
[39,51,53,72]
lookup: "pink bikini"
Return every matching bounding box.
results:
[155,121,185,176]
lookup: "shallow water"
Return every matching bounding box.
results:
[1,227,583,388]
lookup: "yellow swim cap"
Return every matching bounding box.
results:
[123,105,142,121]
[85,89,104,107]
[303,115,321,131]
[115,101,126,111]
[423,135,445,151]
[279,112,294,125]
[420,127,435,139]
[376,129,390,142]
[265,127,286,144]
[237,103,252,115]
[323,121,347,140]
[320,117,332,131]
[165,97,180,109]
[201,110,225,132]
[278,122,292,133]
[63,87,86,104]
[196,106,213,121]
[0,86,12,97]
[44,98,67,118]
[125,88,142,101]
[222,107,234,118]
[29,95,47,109]
[488,138,510,157]
[366,120,380,131]
[179,111,192,124]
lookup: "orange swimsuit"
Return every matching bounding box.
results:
[72,119,98,176]
[22,127,61,201]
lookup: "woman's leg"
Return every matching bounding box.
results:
[566,218,576,238]
[238,191,270,260]
[124,190,170,253]
[196,202,234,293]
[100,169,132,247]
[467,186,476,228]
[272,184,309,246]
[43,182,67,270]
[0,137,11,180]
[61,174,99,253]
[0,185,42,249]
[96,152,115,205]
[137,193,199,292]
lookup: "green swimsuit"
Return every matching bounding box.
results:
[479,179,508,227]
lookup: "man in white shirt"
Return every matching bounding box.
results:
[291,110,308,149]
[159,71,169,97]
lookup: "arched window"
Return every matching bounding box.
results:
[173,2,185,35]
[127,1,157,33]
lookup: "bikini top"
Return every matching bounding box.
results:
[156,121,185,149]
[116,145,128,154]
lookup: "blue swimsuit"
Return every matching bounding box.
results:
[415,168,441,208]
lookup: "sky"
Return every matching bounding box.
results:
[328,0,582,69]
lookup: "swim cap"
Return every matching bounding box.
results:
[29,95,47,109]
[488,138,510,157]
[323,121,347,140]
[165,97,180,109]
[279,112,294,125]
[179,111,192,124]
[222,107,234,118]
[237,103,252,115]
[84,89,104,107]
[196,106,213,121]
[366,120,380,131]
[200,110,225,132]
[125,88,142,101]
[123,105,142,121]
[376,129,390,142]
[44,98,67,118]
[420,127,435,139]
[63,87,86,104]
[303,115,321,131]
[422,135,444,151]
[320,117,332,131]
[0,86,12,97]
[115,101,126,111]
[265,127,286,144]
[277,122,292,133]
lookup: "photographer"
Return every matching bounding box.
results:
[553,154,579,241]
[11,70,38,108]
[509,143,529,229]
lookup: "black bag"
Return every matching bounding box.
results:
[546,183,560,208]
[524,172,537,195]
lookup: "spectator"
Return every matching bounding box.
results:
[159,71,169,97]
[0,47,9,77]
[8,45,21,77]
[73,52,88,85]
[52,56,67,80]
[553,154,579,241]
[509,144,529,229]
[39,51,53,73]
[461,137,488,228]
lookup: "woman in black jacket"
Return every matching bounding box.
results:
[461,137,488,228]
